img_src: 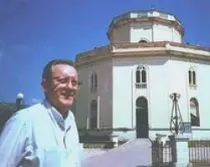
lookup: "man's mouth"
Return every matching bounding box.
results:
[62,91,75,98]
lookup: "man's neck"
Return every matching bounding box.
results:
[52,106,69,119]
[45,98,69,119]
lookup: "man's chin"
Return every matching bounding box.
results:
[61,98,74,107]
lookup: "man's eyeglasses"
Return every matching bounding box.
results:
[52,77,81,88]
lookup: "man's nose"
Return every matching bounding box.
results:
[66,81,73,88]
[66,81,77,89]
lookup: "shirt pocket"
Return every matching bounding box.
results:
[43,147,70,167]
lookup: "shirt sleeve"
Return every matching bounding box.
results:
[0,113,28,167]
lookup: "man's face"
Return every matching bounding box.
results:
[43,64,79,113]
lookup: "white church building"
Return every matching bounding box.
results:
[74,9,210,141]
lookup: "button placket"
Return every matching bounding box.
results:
[63,125,71,149]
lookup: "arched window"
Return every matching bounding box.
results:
[142,69,146,83]
[136,66,147,89]
[139,40,147,43]
[193,71,196,85]
[190,98,200,127]
[188,68,196,88]
[91,72,97,93]
[90,100,97,129]
[136,70,140,83]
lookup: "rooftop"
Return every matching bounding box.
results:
[110,9,181,26]
[75,41,210,66]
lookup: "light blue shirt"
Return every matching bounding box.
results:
[0,99,83,167]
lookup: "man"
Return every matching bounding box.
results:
[0,59,82,167]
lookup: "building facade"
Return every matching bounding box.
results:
[75,10,210,141]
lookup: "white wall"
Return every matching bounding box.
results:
[188,60,210,139]
[75,65,92,128]
[96,60,113,128]
[112,61,133,128]
[112,56,210,139]
[167,58,210,128]
[149,57,171,129]
[173,27,182,42]
[153,24,182,43]
[75,59,113,129]
[112,24,130,43]
[130,23,153,42]
[112,22,182,44]
[167,58,189,123]
[162,58,210,139]
[112,56,169,130]
[76,51,210,140]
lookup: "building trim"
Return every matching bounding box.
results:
[75,41,210,67]
[150,128,210,131]
[78,127,210,132]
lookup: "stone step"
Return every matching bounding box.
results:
[82,138,152,167]
[120,138,152,149]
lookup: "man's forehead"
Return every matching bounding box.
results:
[52,64,78,76]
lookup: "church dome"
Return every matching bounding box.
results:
[107,9,184,44]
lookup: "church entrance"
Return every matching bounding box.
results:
[136,97,149,138]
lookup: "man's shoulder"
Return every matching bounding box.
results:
[1,102,48,135]
[14,102,45,121]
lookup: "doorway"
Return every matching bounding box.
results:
[136,97,149,138]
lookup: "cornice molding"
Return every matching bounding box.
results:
[75,42,210,67]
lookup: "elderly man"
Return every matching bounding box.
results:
[0,59,82,167]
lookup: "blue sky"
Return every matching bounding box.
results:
[0,0,209,104]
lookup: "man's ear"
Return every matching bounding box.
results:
[41,79,48,92]
[76,81,82,91]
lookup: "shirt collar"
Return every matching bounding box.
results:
[43,99,74,131]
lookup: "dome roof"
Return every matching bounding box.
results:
[110,9,181,26]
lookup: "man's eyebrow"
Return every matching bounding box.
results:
[52,76,76,79]
[52,77,80,82]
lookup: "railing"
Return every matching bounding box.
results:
[152,139,210,166]
[188,140,210,166]
[152,140,173,166]
[136,83,147,89]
